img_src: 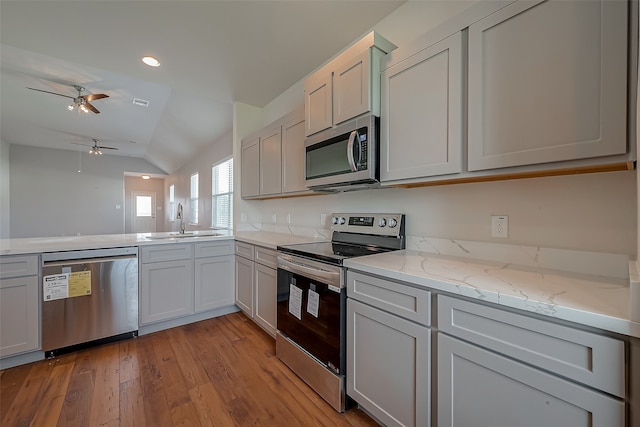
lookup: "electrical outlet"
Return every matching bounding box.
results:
[320,213,327,226]
[286,213,291,224]
[491,215,509,238]
[271,213,277,223]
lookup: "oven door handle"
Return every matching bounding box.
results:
[278,257,342,288]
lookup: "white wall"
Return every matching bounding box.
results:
[233,0,638,256]
[0,140,10,239]
[9,145,166,238]
[165,129,234,233]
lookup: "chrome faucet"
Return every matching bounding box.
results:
[177,203,185,234]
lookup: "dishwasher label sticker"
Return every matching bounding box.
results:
[289,284,303,320]
[43,274,69,301]
[307,289,319,318]
[69,271,92,297]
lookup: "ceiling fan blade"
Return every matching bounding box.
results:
[26,87,74,99]
[70,142,92,147]
[83,93,109,102]
[84,102,101,114]
[99,146,119,150]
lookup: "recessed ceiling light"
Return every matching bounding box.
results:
[142,56,160,67]
[141,175,151,180]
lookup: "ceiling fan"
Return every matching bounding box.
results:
[71,139,118,155]
[26,84,109,114]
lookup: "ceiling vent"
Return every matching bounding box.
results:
[132,98,150,107]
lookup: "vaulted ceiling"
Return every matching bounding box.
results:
[0,0,405,173]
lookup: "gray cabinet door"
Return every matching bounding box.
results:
[241,135,260,198]
[253,263,277,337]
[381,31,463,183]
[281,108,307,194]
[234,255,254,316]
[0,275,39,357]
[304,71,333,136]
[259,125,282,196]
[194,254,234,313]
[140,259,194,325]
[437,333,624,427]
[347,299,430,427]
[467,0,627,171]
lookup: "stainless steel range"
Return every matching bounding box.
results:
[276,213,405,412]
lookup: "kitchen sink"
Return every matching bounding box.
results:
[144,232,221,240]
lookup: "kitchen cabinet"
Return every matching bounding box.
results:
[194,241,235,313]
[240,135,260,198]
[259,124,282,196]
[281,108,307,194]
[381,31,463,183]
[234,242,254,316]
[240,107,310,199]
[346,271,431,427]
[304,31,395,136]
[437,295,625,427]
[141,241,235,325]
[140,244,194,324]
[467,0,627,171]
[380,0,632,187]
[234,241,277,337]
[0,255,39,358]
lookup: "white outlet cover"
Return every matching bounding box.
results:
[491,215,509,238]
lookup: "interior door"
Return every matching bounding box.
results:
[132,191,156,233]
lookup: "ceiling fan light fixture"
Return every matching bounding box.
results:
[67,104,74,111]
[142,56,160,67]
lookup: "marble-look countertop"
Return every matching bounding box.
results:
[0,230,234,256]
[233,230,328,250]
[345,249,640,339]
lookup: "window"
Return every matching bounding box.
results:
[212,158,233,229]
[190,173,199,224]
[168,184,175,221]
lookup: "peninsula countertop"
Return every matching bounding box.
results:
[344,249,640,339]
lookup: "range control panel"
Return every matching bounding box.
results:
[331,213,404,237]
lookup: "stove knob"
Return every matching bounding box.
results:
[332,216,339,225]
[378,218,387,227]
[388,218,398,228]
[338,217,346,225]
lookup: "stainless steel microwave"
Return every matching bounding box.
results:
[304,114,379,192]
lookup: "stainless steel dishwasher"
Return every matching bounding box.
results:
[41,247,138,356]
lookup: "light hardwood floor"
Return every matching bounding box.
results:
[1,312,379,427]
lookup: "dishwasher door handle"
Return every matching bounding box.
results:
[43,254,137,268]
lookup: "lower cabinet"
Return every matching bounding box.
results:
[234,241,277,337]
[0,255,40,357]
[437,295,626,427]
[140,240,234,325]
[346,271,431,427]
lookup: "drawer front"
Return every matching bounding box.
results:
[437,295,625,398]
[0,255,39,279]
[254,246,277,269]
[140,244,192,263]
[194,240,234,258]
[235,242,254,260]
[347,271,431,326]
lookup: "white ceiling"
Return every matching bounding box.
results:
[0,0,405,174]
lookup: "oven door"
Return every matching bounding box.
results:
[277,254,345,374]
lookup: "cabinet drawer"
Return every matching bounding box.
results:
[347,271,431,326]
[254,246,277,269]
[235,242,254,260]
[194,240,234,258]
[140,244,192,263]
[0,255,38,279]
[437,295,625,398]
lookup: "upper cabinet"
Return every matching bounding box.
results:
[467,0,628,171]
[304,31,396,136]
[240,106,309,199]
[381,31,464,182]
[380,0,634,187]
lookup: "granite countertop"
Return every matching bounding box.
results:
[344,249,640,339]
[0,230,234,256]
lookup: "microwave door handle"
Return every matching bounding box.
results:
[347,130,359,172]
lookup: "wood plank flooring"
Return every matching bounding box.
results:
[1,312,379,427]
